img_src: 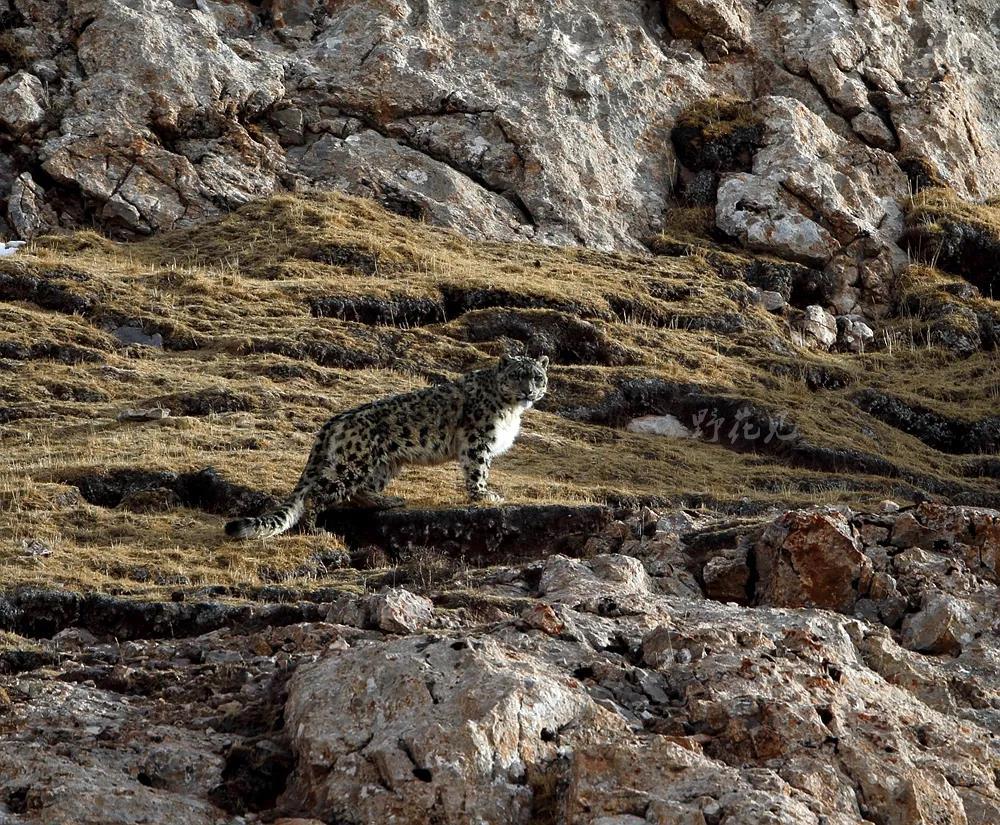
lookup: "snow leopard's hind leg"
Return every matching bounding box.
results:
[346,458,405,509]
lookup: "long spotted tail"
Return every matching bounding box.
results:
[225,485,308,540]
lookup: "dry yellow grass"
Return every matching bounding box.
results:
[0,191,997,595]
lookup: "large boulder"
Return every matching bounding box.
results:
[281,634,612,824]
[754,509,872,612]
[0,71,46,135]
[716,97,907,313]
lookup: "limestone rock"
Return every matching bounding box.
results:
[717,172,838,265]
[702,547,750,604]
[0,71,46,135]
[837,314,876,353]
[7,172,56,239]
[793,305,838,350]
[756,289,788,312]
[520,602,567,636]
[3,504,1000,824]
[281,634,609,824]
[327,587,434,633]
[117,407,171,423]
[716,97,907,311]
[34,0,284,236]
[664,0,750,50]
[754,509,871,612]
[0,680,226,825]
[288,131,528,242]
[852,111,897,151]
[369,587,434,634]
[625,414,693,438]
[901,593,977,656]
[0,0,996,314]
[110,324,165,348]
[538,553,655,611]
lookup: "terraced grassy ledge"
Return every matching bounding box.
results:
[0,192,997,594]
[903,187,1000,299]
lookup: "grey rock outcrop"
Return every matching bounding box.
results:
[0,71,46,135]
[792,304,838,349]
[282,634,606,824]
[7,173,55,239]
[1,0,999,310]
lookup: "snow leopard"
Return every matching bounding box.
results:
[225,354,549,539]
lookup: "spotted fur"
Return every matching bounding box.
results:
[225,355,549,539]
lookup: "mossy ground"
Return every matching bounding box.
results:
[903,186,1000,301]
[0,192,997,595]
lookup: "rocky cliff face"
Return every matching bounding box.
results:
[5,503,1000,824]
[3,0,1000,312]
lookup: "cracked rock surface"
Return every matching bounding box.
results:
[5,503,1000,823]
[2,0,999,311]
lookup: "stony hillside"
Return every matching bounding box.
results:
[0,190,996,592]
[2,1,1000,823]
[0,188,998,822]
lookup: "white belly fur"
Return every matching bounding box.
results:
[489,407,525,457]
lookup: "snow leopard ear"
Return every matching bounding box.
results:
[537,355,549,370]
[499,353,517,367]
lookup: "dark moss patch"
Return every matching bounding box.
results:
[897,155,944,195]
[903,218,1000,298]
[252,361,326,382]
[0,648,58,674]
[0,267,96,315]
[248,333,392,370]
[446,308,638,366]
[964,458,1000,479]
[930,304,983,356]
[716,256,833,306]
[902,189,1000,298]
[896,268,993,355]
[0,340,104,363]
[309,293,446,327]
[298,244,381,275]
[760,360,855,391]
[647,244,833,308]
[672,98,764,173]
[42,382,109,402]
[0,588,323,640]
[441,285,598,319]
[148,388,254,416]
[605,295,745,333]
[671,97,764,206]
[566,378,901,477]
[319,503,614,566]
[70,467,277,516]
[0,405,44,424]
[853,388,1000,455]
[376,190,428,222]
[977,305,1000,350]
[211,736,294,814]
